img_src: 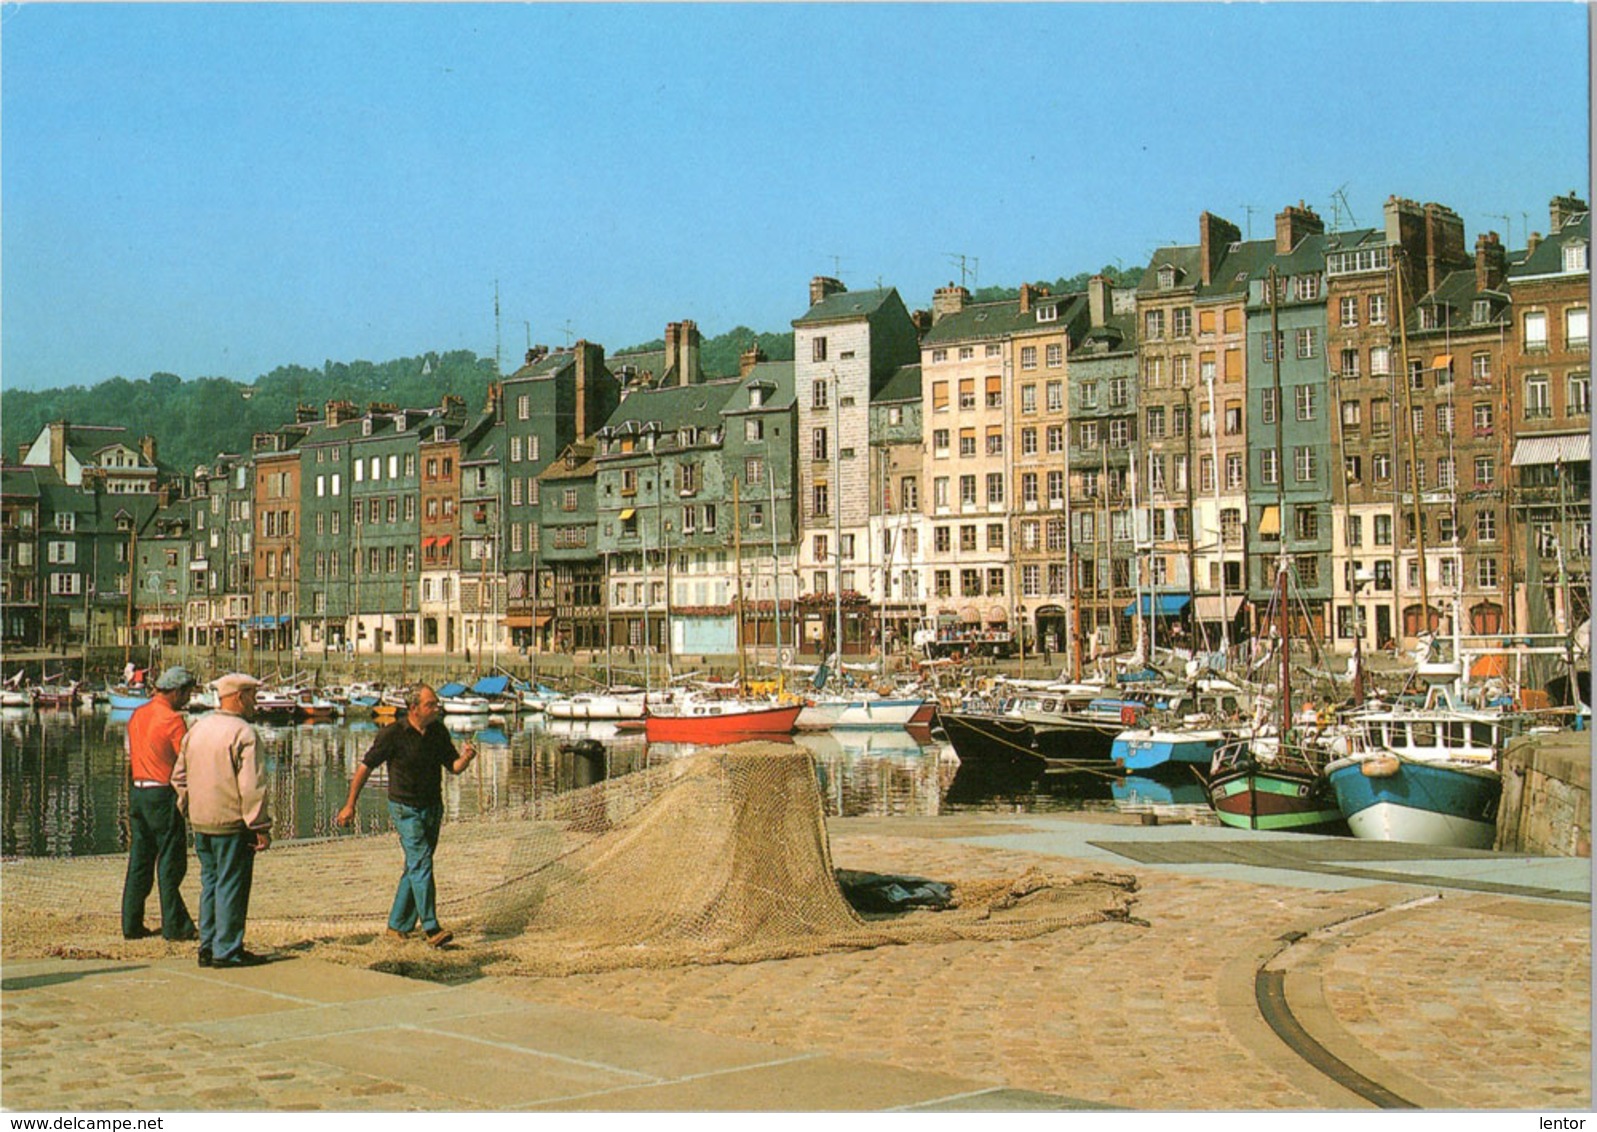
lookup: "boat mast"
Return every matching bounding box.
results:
[1065,440,1079,680]
[1269,264,1291,732]
[1394,256,1431,638]
[1183,384,1199,652]
[1206,367,1230,659]
[832,369,843,680]
[733,475,746,692]
[769,467,782,697]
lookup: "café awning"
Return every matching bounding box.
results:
[619,508,636,521]
[1193,595,1245,621]
[1257,505,1280,536]
[1123,594,1193,618]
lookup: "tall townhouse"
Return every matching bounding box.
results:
[919,284,1021,643]
[1244,204,1337,643]
[250,426,303,664]
[867,358,924,654]
[1506,193,1590,639]
[537,440,600,652]
[794,278,920,656]
[1008,287,1089,656]
[1,468,41,643]
[297,400,362,656]
[136,497,192,655]
[458,391,506,666]
[212,454,255,658]
[417,399,466,654]
[499,341,617,654]
[595,373,743,657]
[1066,276,1139,661]
[1403,232,1516,641]
[347,404,422,658]
[187,456,248,664]
[721,349,800,655]
[1137,216,1268,653]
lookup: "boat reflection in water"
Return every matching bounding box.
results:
[943,750,1219,824]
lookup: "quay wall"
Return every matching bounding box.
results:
[1497,730,1592,857]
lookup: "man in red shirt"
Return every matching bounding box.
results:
[121,665,199,941]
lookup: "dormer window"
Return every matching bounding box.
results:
[1418,306,1442,331]
[1565,240,1589,273]
[395,415,406,432]
[1157,266,1176,290]
[433,426,446,442]
[1036,303,1058,323]
[362,418,373,436]
[1472,299,1492,324]
[750,386,765,408]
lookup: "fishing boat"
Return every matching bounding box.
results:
[252,687,299,722]
[30,681,81,709]
[108,688,151,711]
[293,688,338,720]
[796,691,931,731]
[1110,683,1251,771]
[545,693,646,721]
[642,696,802,743]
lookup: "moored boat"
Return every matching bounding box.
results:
[546,693,646,721]
[643,697,802,743]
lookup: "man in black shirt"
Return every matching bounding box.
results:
[335,685,477,947]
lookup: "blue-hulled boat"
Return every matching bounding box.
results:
[1112,727,1232,771]
[109,690,151,711]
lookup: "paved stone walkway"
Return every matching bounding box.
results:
[2,812,1589,1111]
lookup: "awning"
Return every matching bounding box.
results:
[437,535,452,548]
[619,508,636,521]
[1123,594,1193,618]
[138,617,179,631]
[1512,433,1591,467]
[1431,354,1453,371]
[472,675,510,696]
[423,536,437,549]
[1257,505,1280,536]
[535,614,553,627]
[1192,595,1245,621]
[504,614,534,628]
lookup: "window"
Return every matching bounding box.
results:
[810,482,831,518]
[1172,308,1192,337]
[1144,356,1166,386]
[1477,557,1500,589]
[986,375,1003,408]
[959,379,976,410]
[1437,404,1455,435]
[1345,455,1362,484]
[986,428,1003,456]
[1261,388,1278,424]
[1146,406,1166,439]
[1294,275,1320,301]
[1046,424,1064,454]
[1565,242,1590,273]
[1109,378,1129,408]
[1261,331,1284,362]
[1339,296,1359,327]
[986,523,1004,551]
[1524,311,1548,350]
[1079,421,1099,448]
[959,475,977,507]
[961,569,982,597]
[1046,381,1063,411]
[812,337,828,362]
[931,381,948,412]
[812,428,829,461]
[1437,457,1456,490]
[1570,372,1591,416]
[1108,420,1129,448]
[1199,455,1215,494]
[934,477,949,509]
[1373,452,1391,483]
[745,457,764,485]
[1294,446,1317,483]
[1262,449,1279,485]
[958,346,974,361]
[1370,345,1391,376]
[1021,427,1038,456]
[959,525,977,552]
[1020,346,1037,371]
[1340,348,1360,378]
[745,418,764,442]
[986,568,1005,596]
[899,476,918,510]
[985,473,1005,505]
[1476,509,1497,542]
[1367,293,1387,324]
[1296,328,1318,359]
[1341,399,1362,432]
[1346,514,1363,548]
[812,380,829,409]
[1081,382,1099,409]
[1045,343,1063,367]
[1525,374,1552,419]
[959,429,976,458]
[1021,384,1037,414]
[1295,385,1317,421]
[1220,508,1242,547]
[1046,470,1064,506]
[1474,454,1495,488]
[1145,309,1165,340]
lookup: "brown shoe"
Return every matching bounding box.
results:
[425,928,453,949]
[385,928,410,941]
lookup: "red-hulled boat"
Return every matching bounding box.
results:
[643,697,803,744]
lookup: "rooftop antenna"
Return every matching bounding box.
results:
[1238,204,1261,240]
[945,253,979,290]
[1329,184,1356,231]
[560,319,576,347]
[524,321,532,352]
[493,279,503,375]
[825,254,847,278]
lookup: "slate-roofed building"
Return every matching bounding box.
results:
[297,399,369,656]
[18,421,165,495]
[250,420,306,665]
[1506,193,1590,640]
[868,359,925,653]
[536,439,601,653]
[1,467,43,643]
[793,278,921,656]
[458,389,506,665]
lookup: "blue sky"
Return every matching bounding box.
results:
[2,2,1589,392]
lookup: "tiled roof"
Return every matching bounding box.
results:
[602,379,741,435]
[793,287,899,326]
[722,361,796,414]
[540,440,597,482]
[1511,211,1590,279]
[873,363,921,404]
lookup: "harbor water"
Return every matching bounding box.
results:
[0,706,1215,859]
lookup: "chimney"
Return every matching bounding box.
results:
[48,421,67,475]
[324,399,357,427]
[1275,201,1324,254]
[1550,192,1588,234]
[911,309,933,335]
[680,319,702,386]
[809,276,846,307]
[739,342,767,378]
[1422,202,1467,294]
[662,322,681,386]
[485,381,502,419]
[139,435,158,465]
[1088,275,1113,328]
[1019,282,1036,315]
[1475,232,1508,293]
[932,283,969,325]
[1199,212,1241,286]
[1527,231,1543,257]
[294,403,319,425]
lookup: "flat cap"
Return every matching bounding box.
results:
[154,666,196,691]
[213,673,262,698]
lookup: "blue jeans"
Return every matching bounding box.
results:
[193,830,256,962]
[387,801,443,934]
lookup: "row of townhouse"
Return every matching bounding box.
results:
[3,191,1587,669]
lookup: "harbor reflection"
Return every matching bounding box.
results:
[1,709,1212,859]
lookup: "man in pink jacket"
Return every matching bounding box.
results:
[173,673,273,969]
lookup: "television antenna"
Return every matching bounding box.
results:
[945,253,979,290]
[560,320,576,347]
[1487,213,1513,249]
[1238,204,1261,240]
[1329,184,1357,231]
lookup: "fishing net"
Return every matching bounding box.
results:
[2,744,1138,977]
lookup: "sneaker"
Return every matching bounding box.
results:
[425,928,453,949]
[385,927,411,941]
[212,950,271,969]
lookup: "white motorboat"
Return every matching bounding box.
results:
[545,693,646,721]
